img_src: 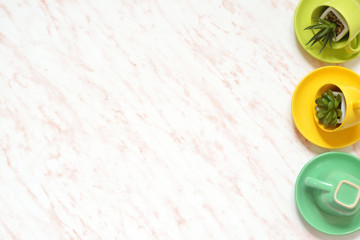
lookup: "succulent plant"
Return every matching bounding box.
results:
[304,18,337,53]
[315,90,342,128]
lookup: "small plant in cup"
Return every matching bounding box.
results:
[321,7,348,42]
[315,90,343,128]
[305,18,337,53]
[304,7,349,53]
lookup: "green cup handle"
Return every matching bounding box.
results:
[304,177,333,192]
[345,33,360,54]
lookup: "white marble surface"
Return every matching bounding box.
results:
[1,0,360,239]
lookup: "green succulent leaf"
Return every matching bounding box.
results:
[304,24,329,30]
[311,36,324,47]
[327,90,334,98]
[316,18,333,25]
[320,33,330,53]
[329,34,333,49]
[317,110,327,119]
[328,101,334,110]
[336,109,342,119]
[321,97,329,105]
[324,111,332,127]
[311,29,329,47]
[335,94,341,108]
[331,117,338,127]
[316,97,326,107]
[331,110,337,120]
[306,28,326,46]
[327,93,334,103]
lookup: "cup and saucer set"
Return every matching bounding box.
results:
[292,0,360,236]
[295,152,360,235]
[294,0,360,63]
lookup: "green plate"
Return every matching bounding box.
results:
[295,152,360,235]
[294,0,360,63]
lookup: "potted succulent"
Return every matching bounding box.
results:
[315,89,345,128]
[304,7,349,53]
[320,7,348,41]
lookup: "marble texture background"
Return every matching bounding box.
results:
[0,0,360,239]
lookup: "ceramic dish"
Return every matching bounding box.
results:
[294,0,360,63]
[295,152,360,235]
[292,66,360,149]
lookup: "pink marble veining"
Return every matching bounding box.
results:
[1,0,360,239]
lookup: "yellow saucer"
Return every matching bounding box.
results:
[292,66,360,149]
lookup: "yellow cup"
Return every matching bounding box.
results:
[314,84,360,132]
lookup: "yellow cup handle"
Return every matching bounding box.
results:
[346,34,360,54]
[352,100,360,110]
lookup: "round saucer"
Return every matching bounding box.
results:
[291,66,360,149]
[295,152,360,235]
[294,0,360,63]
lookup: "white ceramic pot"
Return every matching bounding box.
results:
[320,7,349,42]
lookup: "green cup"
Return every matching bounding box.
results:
[304,172,360,216]
[312,0,360,53]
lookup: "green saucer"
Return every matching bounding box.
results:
[294,0,360,63]
[295,152,360,235]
